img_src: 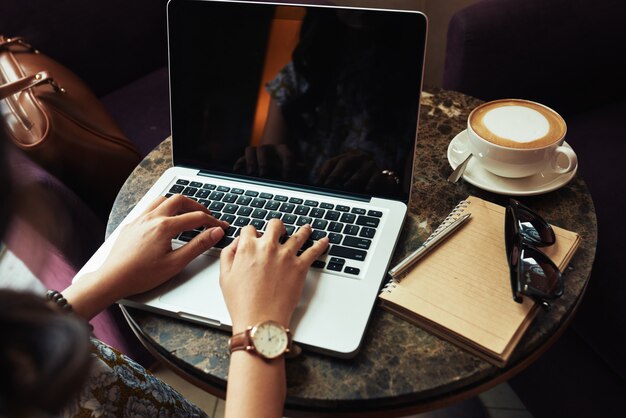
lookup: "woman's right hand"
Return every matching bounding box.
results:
[219,220,329,333]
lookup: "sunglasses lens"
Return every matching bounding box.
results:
[519,247,563,298]
[516,206,556,246]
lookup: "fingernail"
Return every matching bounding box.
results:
[210,227,225,240]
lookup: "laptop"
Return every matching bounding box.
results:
[75,0,427,358]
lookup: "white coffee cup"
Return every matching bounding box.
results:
[467,99,577,178]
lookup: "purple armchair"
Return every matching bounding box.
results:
[443,0,626,416]
[1,0,174,366]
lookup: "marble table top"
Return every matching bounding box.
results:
[109,88,597,417]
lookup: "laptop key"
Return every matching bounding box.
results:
[221,214,236,223]
[312,260,326,268]
[250,219,265,230]
[344,267,360,275]
[209,201,225,211]
[217,186,230,192]
[190,181,203,188]
[296,216,313,226]
[289,197,303,204]
[176,179,190,185]
[236,206,253,216]
[328,233,343,244]
[360,227,376,238]
[320,202,334,209]
[178,230,200,242]
[260,192,273,199]
[225,226,237,236]
[251,198,267,208]
[202,183,216,190]
[336,205,350,212]
[304,200,319,207]
[310,208,326,218]
[274,195,288,202]
[329,257,345,265]
[343,225,359,235]
[343,236,372,250]
[279,203,295,213]
[367,210,383,218]
[234,217,251,227]
[328,245,367,261]
[285,225,296,235]
[251,209,268,219]
[214,236,234,249]
[195,189,210,199]
[310,230,327,240]
[230,188,244,194]
[327,262,343,272]
[183,186,198,196]
[312,219,328,230]
[223,204,239,214]
[356,215,380,228]
[295,205,310,215]
[351,208,366,215]
[282,214,297,224]
[245,190,259,197]
[328,222,343,232]
[265,200,280,210]
[209,191,225,200]
[169,185,184,194]
[236,196,252,205]
[340,213,356,223]
[266,211,282,220]
[223,193,238,203]
[324,211,340,221]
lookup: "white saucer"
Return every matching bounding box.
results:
[447,130,577,196]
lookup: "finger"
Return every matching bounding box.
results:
[238,224,259,242]
[166,211,228,234]
[220,236,239,274]
[263,218,286,242]
[283,223,312,253]
[245,146,258,175]
[143,195,168,214]
[172,227,225,266]
[155,194,210,217]
[299,236,330,265]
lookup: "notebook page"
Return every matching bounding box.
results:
[381,196,580,356]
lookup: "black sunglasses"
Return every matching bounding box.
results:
[505,199,564,311]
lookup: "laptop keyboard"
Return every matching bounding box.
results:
[165,179,383,277]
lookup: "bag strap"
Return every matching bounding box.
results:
[0,36,37,52]
[0,71,65,100]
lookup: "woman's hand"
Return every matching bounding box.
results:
[219,220,329,333]
[64,194,229,319]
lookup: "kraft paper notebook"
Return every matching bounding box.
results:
[379,195,581,367]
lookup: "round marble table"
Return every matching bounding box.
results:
[109,88,597,417]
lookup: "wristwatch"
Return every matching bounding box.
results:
[228,320,293,360]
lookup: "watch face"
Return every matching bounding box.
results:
[250,321,289,359]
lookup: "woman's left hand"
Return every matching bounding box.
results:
[64,195,229,319]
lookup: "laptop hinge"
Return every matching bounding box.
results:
[197,171,371,203]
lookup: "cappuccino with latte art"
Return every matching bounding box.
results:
[469,99,567,149]
[466,99,577,178]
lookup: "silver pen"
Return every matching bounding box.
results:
[388,213,471,279]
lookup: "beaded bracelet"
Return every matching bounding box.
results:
[45,289,73,312]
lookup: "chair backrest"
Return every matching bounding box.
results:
[443,0,626,118]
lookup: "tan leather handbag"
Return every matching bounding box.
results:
[0,35,141,219]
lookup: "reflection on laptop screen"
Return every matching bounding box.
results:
[169,1,426,202]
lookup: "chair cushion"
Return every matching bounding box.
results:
[101,67,171,156]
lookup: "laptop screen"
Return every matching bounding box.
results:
[168,0,427,203]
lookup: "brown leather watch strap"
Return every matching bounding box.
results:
[228,329,253,353]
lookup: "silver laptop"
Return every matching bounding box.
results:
[75,0,427,358]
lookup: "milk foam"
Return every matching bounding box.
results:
[482,106,549,143]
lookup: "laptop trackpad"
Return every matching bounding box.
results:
[158,253,228,320]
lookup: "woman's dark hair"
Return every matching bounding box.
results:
[0,141,12,239]
[0,290,92,416]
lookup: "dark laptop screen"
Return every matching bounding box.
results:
[168,0,427,202]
